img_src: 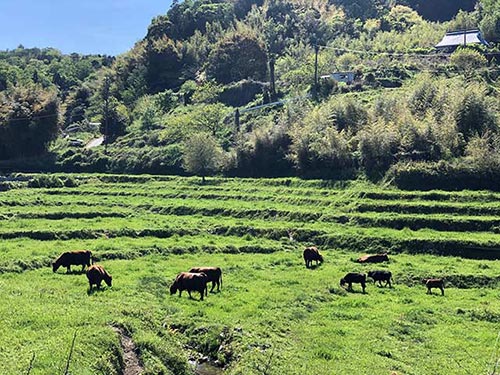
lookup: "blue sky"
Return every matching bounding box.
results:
[0,0,173,56]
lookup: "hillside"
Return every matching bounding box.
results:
[0,0,500,189]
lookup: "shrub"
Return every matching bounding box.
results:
[28,175,64,188]
[455,88,497,140]
[358,122,400,180]
[387,160,500,191]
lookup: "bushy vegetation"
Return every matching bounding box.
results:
[0,0,499,189]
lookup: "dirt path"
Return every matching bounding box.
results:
[113,326,144,375]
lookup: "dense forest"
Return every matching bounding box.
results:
[1,0,500,189]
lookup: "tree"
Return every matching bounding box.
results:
[206,32,268,84]
[455,89,497,141]
[0,86,59,159]
[64,86,91,126]
[384,5,423,32]
[100,77,129,144]
[450,48,487,80]
[182,133,222,183]
[145,36,183,93]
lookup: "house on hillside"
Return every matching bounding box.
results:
[435,29,489,52]
[321,72,355,84]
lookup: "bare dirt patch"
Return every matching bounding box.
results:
[113,326,144,375]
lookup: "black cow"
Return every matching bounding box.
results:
[340,272,367,293]
[367,270,393,288]
[303,246,323,268]
[170,272,209,301]
[189,267,222,293]
[52,250,92,273]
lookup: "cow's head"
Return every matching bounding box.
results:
[170,282,178,295]
[104,274,112,287]
[52,262,58,273]
[367,271,374,278]
[340,278,346,287]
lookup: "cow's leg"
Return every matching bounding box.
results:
[200,290,204,301]
[210,281,215,293]
[361,282,366,294]
[178,290,182,297]
[440,287,444,296]
[378,280,383,287]
[81,264,85,273]
[188,290,193,299]
[66,266,71,273]
[387,279,392,288]
[348,282,353,291]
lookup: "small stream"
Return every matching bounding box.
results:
[189,360,224,375]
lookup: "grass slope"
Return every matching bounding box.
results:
[0,175,498,374]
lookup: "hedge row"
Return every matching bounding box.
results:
[388,162,500,191]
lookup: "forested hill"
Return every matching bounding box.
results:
[1,0,500,190]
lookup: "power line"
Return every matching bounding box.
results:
[0,112,59,123]
[316,43,450,58]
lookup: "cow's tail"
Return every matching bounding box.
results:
[220,273,223,290]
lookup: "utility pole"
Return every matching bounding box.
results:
[102,76,110,155]
[463,18,467,47]
[234,109,240,132]
[269,56,276,101]
[313,44,319,100]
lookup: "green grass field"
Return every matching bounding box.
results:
[0,175,499,375]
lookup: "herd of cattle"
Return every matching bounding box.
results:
[303,246,445,296]
[51,247,445,298]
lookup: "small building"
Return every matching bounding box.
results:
[321,72,355,84]
[435,29,489,52]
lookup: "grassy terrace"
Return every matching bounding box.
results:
[0,175,498,374]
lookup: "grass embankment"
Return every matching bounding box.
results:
[0,175,498,374]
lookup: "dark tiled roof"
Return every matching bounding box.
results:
[435,29,489,49]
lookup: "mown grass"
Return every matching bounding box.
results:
[0,175,499,374]
[0,252,498,374]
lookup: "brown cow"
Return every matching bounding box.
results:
[189,267,222,293]
[170,272,209,301]
[357,253,389,263]
[424,278,444,295]
[86,265,112,290]
[303,246,324,268]
[52,250,92,273]
[340,272,367,293]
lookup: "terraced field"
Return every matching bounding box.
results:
[0,175,499,375]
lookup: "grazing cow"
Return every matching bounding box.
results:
[424,278,445,295]
[340,272,367,293]
[86,265,112,290]
[357,253,389,263]
[303,246,324,268]
[367,270,393,288]
[170,272,209,301]
[52,250,92,273]
[189,267,222,293]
